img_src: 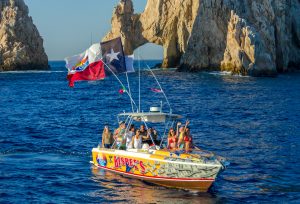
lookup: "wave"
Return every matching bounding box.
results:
[0,147,90,157]
[150,68,177,71]
[0,70,66,74]
[207,71,250,77]
[208,71,232,76]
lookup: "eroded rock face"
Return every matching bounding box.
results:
[0,0,48,71]
[105,0,300,76]
[181,0,300,76]
[103,0,199,68]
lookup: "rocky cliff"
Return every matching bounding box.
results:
[104,0,300,76]
[0,0,48,71]
[103,0,199,68]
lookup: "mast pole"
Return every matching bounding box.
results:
[138,49,141,113]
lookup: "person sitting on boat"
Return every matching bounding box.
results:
[144,127,160,147]
[113,121,126,149]
[152,128,158,140]
[167,128,177,150]
[147,127,156,145]
[132,130,142,149]
[101,125,113,148]
[183,127,193,152]
[125,125,135,149]
[148,127,155,140]
[139,124,148,142]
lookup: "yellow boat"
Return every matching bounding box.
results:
[91,111,227,192]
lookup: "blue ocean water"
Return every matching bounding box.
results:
[0,61,299,203]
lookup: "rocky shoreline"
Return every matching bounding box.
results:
[104,0,300,77]
[0,0,48,71]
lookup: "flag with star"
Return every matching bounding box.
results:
[101,37,127,74]
[65,43,105,87]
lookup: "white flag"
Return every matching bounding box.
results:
[125,54,135,73]
[64,43,102,73]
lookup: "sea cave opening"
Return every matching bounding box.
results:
[133,43,163,69]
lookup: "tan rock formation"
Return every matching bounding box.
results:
[103,0,199,68]
[0,0,48,71]
[180,0,300,76]
[105,0,300,76]
[220,11,276,76]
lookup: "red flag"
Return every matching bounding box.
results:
[151,88,163,93]
[67,61,106,87]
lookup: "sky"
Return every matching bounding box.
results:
[24,0,163,60]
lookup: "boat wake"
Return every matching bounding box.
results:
[0,146,89,157]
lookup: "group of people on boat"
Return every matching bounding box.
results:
[100,121,159,150]
[100,120,194,152]
[167,121,193,152]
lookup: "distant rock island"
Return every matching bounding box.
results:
[0,0,48,71]
[104,0,300,76]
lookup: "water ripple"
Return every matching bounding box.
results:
[0,61,299,203]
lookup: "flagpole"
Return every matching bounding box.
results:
[100,59,138,109]
[146,64,172,113]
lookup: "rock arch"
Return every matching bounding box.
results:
[103,0,200,68]
[104,0,300,76]
[134,43,163,62]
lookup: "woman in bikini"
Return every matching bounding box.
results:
[101,125,113,148]
[184,127,193,152]
[167,128,177,150]
[177,120,190,149]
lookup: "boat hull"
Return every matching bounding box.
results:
[92,148,222,192]
[95,164,214,191]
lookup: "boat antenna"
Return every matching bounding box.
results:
[126,72,134,112]
[146,64,172,113]
[90,32,93,46]
[121,39,134,112]
[138,48,141,113]
[100,59,138,110]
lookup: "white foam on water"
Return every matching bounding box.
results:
[149,68,177,71]
[208,71,232,76]
[208,71,250,77]
[0,70,66,74]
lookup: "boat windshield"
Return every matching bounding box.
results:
[118,112,182,123]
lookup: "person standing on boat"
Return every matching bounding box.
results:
[177,126,186,149]
[114,121,126,149]
[167,128,177,150]
[101,125,113,148]
[132,130,142,149]
[125,125,135,149]
[177,120,190,149]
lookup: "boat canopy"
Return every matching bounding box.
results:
[118,112,183,123]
